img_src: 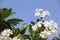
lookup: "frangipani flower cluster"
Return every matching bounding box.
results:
[32,8,58,38]
[40,20,58,38]
[35,8,50,18]
[0,29,20,40]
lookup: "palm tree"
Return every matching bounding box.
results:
[0,8,23,33]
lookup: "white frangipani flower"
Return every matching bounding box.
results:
[26,39,29,40]
[32,25,38,31]
[0,35,12,40]
[53,23,58,29]
[35,8,43,17]
[43,21,52,28]
[32,21,42,31]
[37,21,42,27]
[49,20,58,29]
[40,30,51,38]
[40,31,48,38]
[42,10,50,17]
[35,12,40,16]
[39,13,45,18]
[43,20,58,29]
[0,29,21,40]
[47,31,51,35]
[35,9,40,16]
[12,37,18,40]
[1,29,13,37]
[12,37,20,40]
[51,29,57,34]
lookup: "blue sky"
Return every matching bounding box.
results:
[0,0,60,40]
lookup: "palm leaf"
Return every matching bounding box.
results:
[29,25,36,39]
[0,8,15,19]
[7,18,23,26]
[20,23,28,34]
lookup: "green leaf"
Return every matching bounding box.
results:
[22,23,28,28]
[30,21,35,25]
[0,8,15,19]
[17,34,23,40]
[7,18,23,26]
[20,23,28,34]
[36,18,40,22]
[17,34,28,40]
[11,28,21,37]
[24,35,31,40]
[38,24,45,32]
[29,25,35,39]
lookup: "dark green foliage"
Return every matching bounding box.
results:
[0,8,15,19]
[38,24,45,32]
[7,18,23,26]
[20,23,28,34]
[29,25,38,40]
[10,23,28,36]
[29,25,34,39]
[11,28,21,37]
[0,20,11,32]
[30,21,35,25]
[0,8,23,32]
[36,18,40,22]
